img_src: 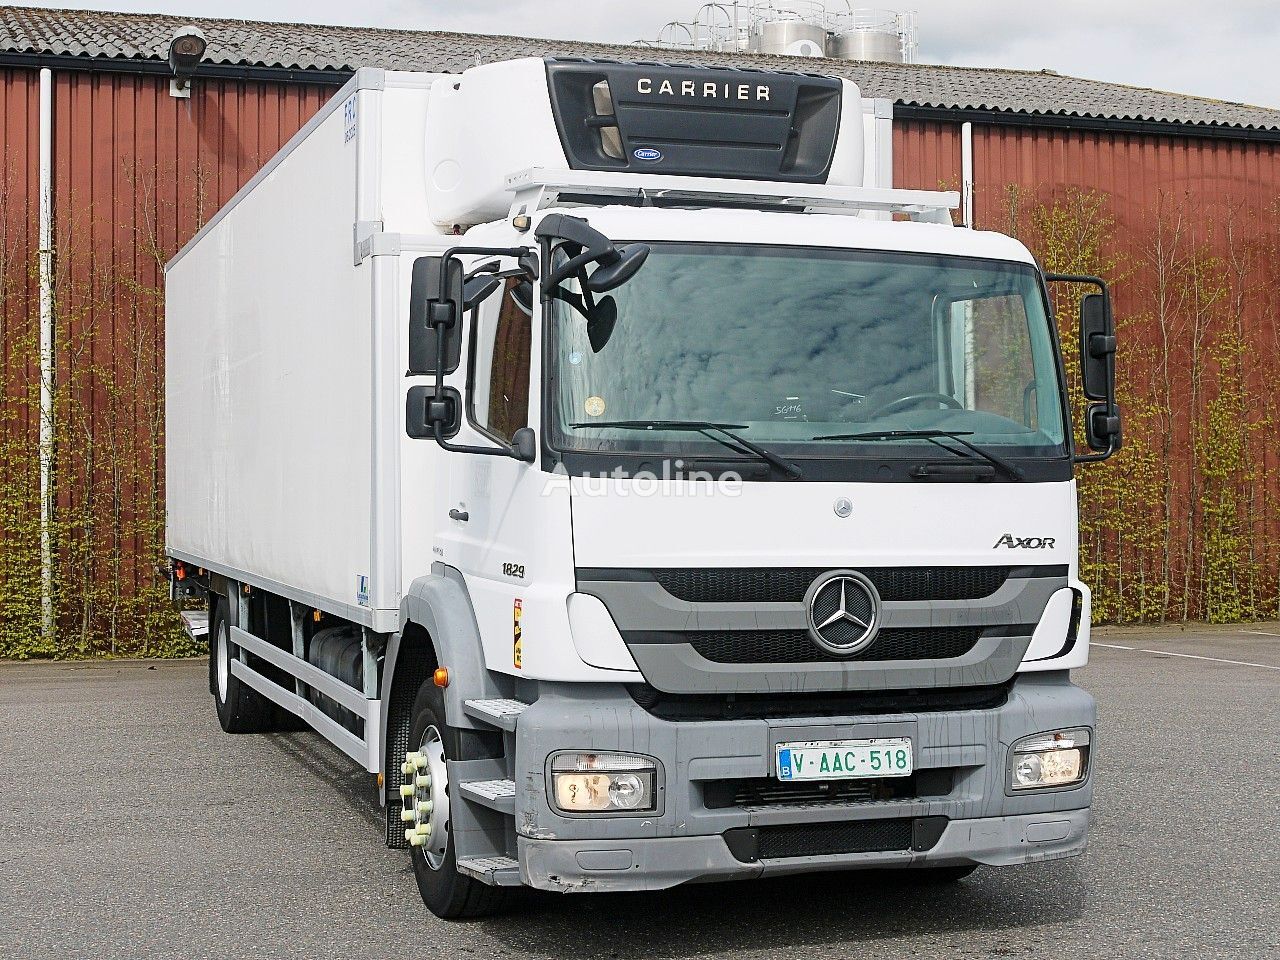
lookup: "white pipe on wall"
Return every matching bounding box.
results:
[960,120,974,228]
[38,66,53,638]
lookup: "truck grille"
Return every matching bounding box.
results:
[757,819,915,858]
[628,679,1015,722]
[705,776,912,809]
[703,769,952,809]
[650,566,1020,603]
[723,817,948,861]
[686,626,985,664]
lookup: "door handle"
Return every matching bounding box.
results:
[448,508,469,522]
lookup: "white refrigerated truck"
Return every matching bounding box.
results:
[165,57,1120,918]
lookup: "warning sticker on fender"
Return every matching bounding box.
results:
[513,599,523,669]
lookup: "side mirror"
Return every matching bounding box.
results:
[463,275,502,311]
[536,214,650,293]
[405,385,462,439]
[585,244,650,293]
[1079,292,1115,401]
[1085,401,1122,453]
[586,295,617,352]
[408,256,465,376]
[511,426,537,463]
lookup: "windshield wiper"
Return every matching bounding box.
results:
[811,429,1025,481]
[569,420,804,479]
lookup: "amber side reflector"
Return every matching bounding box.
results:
[175,564,186,581]
[433,667,449,688]
[312,610,322,622]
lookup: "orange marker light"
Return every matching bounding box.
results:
[175,565,186,581]
[433,667,449,688]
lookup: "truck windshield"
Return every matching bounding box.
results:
[548,243,1068,466]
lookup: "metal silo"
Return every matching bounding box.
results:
[830,8,915,63]
[746,2,829,57]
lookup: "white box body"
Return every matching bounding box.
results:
[165,69,448,631]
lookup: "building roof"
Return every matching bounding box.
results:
[3,4,1279,134]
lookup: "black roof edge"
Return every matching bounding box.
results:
[896,105,1280,144]
[0,50,351,85]
[3,51,1278,142]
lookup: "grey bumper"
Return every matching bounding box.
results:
[512,672,1095,893]
[521,808,1089,892]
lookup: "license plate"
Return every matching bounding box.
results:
[775,738,913,781]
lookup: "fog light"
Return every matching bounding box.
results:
[550,752,658,814]
[1010,728,1090,790]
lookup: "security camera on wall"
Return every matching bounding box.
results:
[168,25,207,98]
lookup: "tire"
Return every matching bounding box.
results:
[405,679,509,919]
[211,597,276,734]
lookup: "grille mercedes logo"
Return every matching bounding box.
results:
[804,570,881,656]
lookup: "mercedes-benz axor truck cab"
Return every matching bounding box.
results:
[165,57,1121,918]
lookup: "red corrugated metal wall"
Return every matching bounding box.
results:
[0,67,39,468]
[0,65,334,655]
[896,121,1280,620]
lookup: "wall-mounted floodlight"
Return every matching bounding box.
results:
[168,25,207,98]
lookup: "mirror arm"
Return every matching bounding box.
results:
[1072,433,1119,464]
[432,420,532,461]
[545,248,599,289]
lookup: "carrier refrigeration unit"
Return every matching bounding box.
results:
[165,57,1121,918]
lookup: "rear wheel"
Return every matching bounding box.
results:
[211,598,275,734]
[405,679,509,919]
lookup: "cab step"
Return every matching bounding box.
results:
[459,778,516,815]
[456,855,522,886]
[463,698,528,731]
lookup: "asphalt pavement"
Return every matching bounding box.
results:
[1,624,1277,960]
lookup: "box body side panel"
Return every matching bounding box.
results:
[165,86,384,619]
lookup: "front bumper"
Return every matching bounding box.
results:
[521,809,1089,891]
[511,671,1095,893]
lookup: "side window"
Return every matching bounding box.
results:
[471,278,532,442]
[945,295,1038,428]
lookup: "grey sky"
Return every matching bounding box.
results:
[14,0,1280,109]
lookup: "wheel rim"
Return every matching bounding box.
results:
[215,619,230,703]
[403,725,450,869]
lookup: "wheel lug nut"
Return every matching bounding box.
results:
[399,784,414,798]
[417,800,433,814]
[416,774,431,788]
[401,808,416,822]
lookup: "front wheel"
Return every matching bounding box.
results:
[405,679,509,919]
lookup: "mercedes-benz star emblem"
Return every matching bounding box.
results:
[804,570,881,656]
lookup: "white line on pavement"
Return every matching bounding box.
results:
[1090,642,1280,671]
[1240,629,1280,638]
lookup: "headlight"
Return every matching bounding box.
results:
[549,752,658,814]
[1009,728,1091,791]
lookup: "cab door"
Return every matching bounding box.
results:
[436,269,577,679]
